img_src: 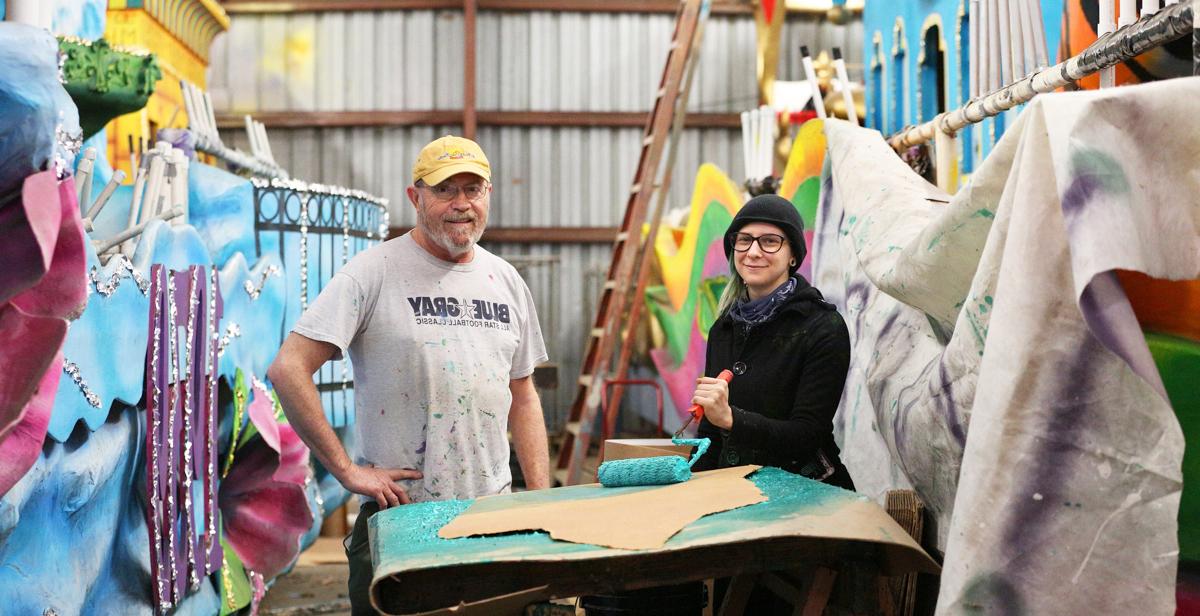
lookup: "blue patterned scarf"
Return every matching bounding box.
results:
[729,276,798,329]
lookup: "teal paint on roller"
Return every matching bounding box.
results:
[597,438,710,488]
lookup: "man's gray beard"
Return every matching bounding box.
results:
[419,209,484,257]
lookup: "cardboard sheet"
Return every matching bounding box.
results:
[601,438,692,463]
[439,465,767,550]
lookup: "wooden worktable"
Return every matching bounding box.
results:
[370,467,939,615]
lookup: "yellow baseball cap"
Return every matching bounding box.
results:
[411,135,491,186]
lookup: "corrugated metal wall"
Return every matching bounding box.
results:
[209,9,862,428]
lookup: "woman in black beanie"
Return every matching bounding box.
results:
[689,193,855,491]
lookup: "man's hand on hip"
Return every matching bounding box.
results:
[339,464,423,508]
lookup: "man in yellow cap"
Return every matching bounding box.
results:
[269,135,550,615]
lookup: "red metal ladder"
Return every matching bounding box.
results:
[554,0,709,486]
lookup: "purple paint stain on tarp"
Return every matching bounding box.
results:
[998,336,1102,561]
[1077,272,1167,397]
[1060,149,1164,397]
[936,361,968,448]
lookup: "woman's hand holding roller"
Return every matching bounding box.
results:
[692,376,733,430]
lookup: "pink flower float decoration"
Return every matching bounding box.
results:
[219,374,313,580]
[0,170,87,496]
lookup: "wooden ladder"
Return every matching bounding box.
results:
[554,0,709,486]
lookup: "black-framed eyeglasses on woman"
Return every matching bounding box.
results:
[731,232,786,254]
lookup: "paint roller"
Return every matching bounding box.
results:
[597,438,710,488]
[594,369,735,488]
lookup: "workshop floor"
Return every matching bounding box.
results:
[260,537,352,616]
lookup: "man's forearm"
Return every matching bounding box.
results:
[272,364,352,479]
[509,380,550,490]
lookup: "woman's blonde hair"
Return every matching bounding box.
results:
[716,253,748,317]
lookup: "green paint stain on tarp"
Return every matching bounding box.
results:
[371,468,863,573]
[1070,148,1131,195]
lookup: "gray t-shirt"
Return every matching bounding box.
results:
[292,233,547,502]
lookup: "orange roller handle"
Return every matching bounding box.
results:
[674,369,734,438]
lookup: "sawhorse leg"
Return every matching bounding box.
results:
[718,567,837,616]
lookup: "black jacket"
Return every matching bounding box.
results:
[694,277,854,490]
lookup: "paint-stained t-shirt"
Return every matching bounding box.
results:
[292,232,548,502]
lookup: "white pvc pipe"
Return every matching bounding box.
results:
[137,151,167,226]
[76,148,96,206]
[988,0,1003,92]
[1029,0,1050,68]
[169,149,188,225]
[996,0,1015,83]
[84,169,125,222]
[969,0,980,98]
[1119,0,1139,28]
[763,106,775,177]
[95,206,184,255]
[800,46,827,119]
[243,115,259,158]
[202,92,219,144]
[1098,0,1116,88]
[1143,0,1161,16]
[1016,0,1038,74]
[257,122,276,164]
[758,105,768,176]
[1010,0,1028,77]
[182,82,201,137]
[832,48,858,124]
[740,110,752,180]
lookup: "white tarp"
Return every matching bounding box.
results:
[814,77,1200,614]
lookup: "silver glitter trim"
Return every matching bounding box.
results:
[242,264,281,300]
[206,267,219,541]
[249,176,387,208]
[217,323,241,357]
[148,267,167,609]
[57,46,67,85]
[89,255,151,297]
[299,194,309,313]
[181,268,199,589]
[55,116,83,180]
[62,359,103,409]
[341,198,351,413]
[165,271,179,607]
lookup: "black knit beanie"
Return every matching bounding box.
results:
[722,194,806,273]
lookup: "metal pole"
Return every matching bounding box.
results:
[888,2,1193,150]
